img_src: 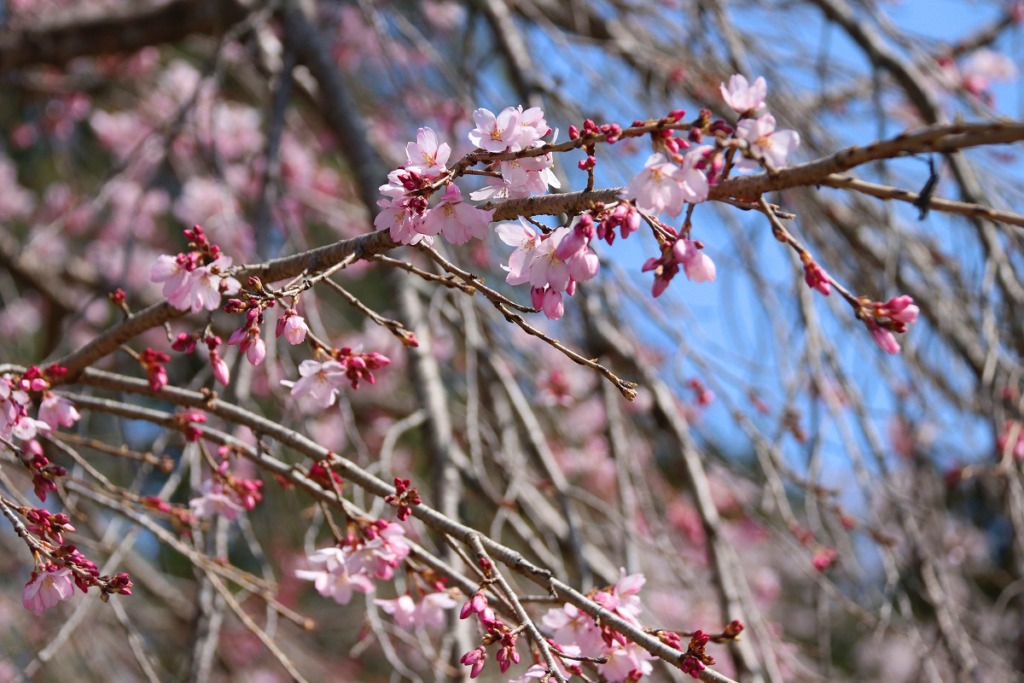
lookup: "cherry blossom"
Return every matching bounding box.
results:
[673,239,717,283]
[515,105,551,148]
[960,49,1018,97]
[295,547,375,605]
[496,219,540,285]
[734,114,800,172]
[38,394,80,430]
[374,195,430,245]
[720,74,768,114]
[375,591,457,629]
[4,391,49,441]
[868,321,901,355]
[347,522,411,580]
[22,567,75,616]
[419,184,494,245]
[281,359,348,408]
[228,323,267,366]
[468,106,522,152]
[404,127,451,176]
[276,309,309,345]
[189,479,246,521]
[625,153,686,217]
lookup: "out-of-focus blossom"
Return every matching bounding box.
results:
[720,74,768,114]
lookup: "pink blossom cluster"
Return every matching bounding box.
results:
[22,541,133,617]
[468,106,559,201]
[189,461,264,522]
[540,570,655,682]
[375,126,490,245]
[294,519,455,624]
[282,349,392,408]
[374,591,459,629]
[620,75,796,298]
[24,508,75,545]
[222,283,310,370]
[150,225,240,313]
[383,477,422,521]
[458,585,539,678]
[18,439,67,502]
[641,230,717,298]
[865,295,920,355]
[497,218,599,320]
[375,105,555,246]
[937,49,1018,103]
[1,374,49,441]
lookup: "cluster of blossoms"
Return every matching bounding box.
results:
[383,477,422,521]
[149,226,391,398]
[374,105,556,247]
[457,567,535,678]
[22,548,133,616]
[863,295,920,355]
[15,503,133,617]
[151,225,240,313]
[189,459,264,522]
[625,75,798,298]
[497,218,599,319]
[1,367,83,502]
[282,349,392,408]
[540,571,655,681]
[295,519,453,619]
[1,366,69,441]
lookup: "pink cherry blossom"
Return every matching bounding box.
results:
[281,360,348,408]
[38,394,80,430]
[415,591,458,627]
[420,184,493,245]
[510,664,550,683]
[468,106,522,152]
[599,642,655,682]
[528,227,572,292]
[673,239,717,283]
[374,195,430,246]
[877,295,919,325]
[960,49,1018,97]
[515,105,551,148]
[542,602,603,656]
[496,219,540,286]
[347,523,411,580]
[625,153,686,217]
[541,288,564,319]
[734,114,800,172]
[720,74,768,114]
[375,591,457,629]
[404,127,451,176]
[151,255,239,313]
[276,309,309,345]
[295,547,375,605]
[23,568,75,616]
[189,479,246,521]
[679,147,711,203]
[374,594,418,628]
[228,324,267,367]
[211,353,231,386]
[869,322,901,354]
